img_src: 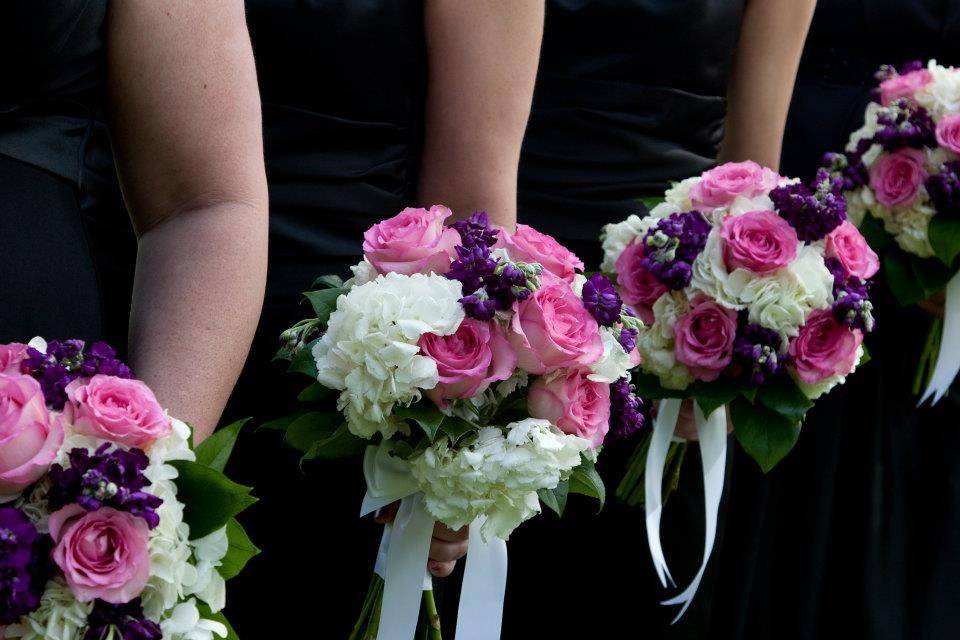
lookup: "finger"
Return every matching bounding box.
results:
[433,522,468,542]
[430,538,469,563]
[373,501,400,525]
[428,560,457,578]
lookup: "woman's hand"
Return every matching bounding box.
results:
[654,399,734,441]
[920,291,946,318]
[375,502,470,578]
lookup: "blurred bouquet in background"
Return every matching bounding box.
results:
[819,60,960,402]
[601,160,875,618]
[0,339,257,640]
[273,206,646,639]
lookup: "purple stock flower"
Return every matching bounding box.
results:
[606,377,647,443]
[22,340,132,410]
[770,177,847,242]
[825,257,876,332]
[581,274,622,327]
[926,162,960,217]
[48,445,162,529]
[732,319,787,386]
[84,599,162,640]
[641,211,711,290]
[459,293,499,321]
[820,152,869,191]
[0,507,51,625]
[618,327,638,353]
[447,244,498,294]
[873,101,936,150]
[451,211,499,250]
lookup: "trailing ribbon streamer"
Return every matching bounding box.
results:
[360,445,508,640]
[644,400,728,623]
[919,271,960,405]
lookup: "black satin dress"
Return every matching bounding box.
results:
[0,1,132,347]
[224,2,428,636]
[708,3,960,639]
[506,2,745,637]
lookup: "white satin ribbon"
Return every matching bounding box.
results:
[644,400,728,623]
[919,271,960,405]
[360,445,508,640]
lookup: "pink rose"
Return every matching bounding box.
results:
[614,241,668,324]
[509,283,603,375]
[936,114,960,154]
[498,224,584,283]
[65,375,171,448]
[528,369,610,447]
[0,343,27,375]
[825,221,880,279]
[720,210,798,274]
[879,69,932,106]
[419,318,517,407]
[0,375,63,496]
[673,298,737,382]
[789,309,863,384]
[689,161,781,209]
[869,148,928,207]
[362,205,461,276]
[49,505,150,604]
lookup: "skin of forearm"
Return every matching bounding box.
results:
[127,202,267,442]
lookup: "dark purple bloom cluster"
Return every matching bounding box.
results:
[581,274,623,327]
[618,326,638,353]
[84,598,162,640]
[641,211,711,290]
[820,152,869,191]
[0,507,51,624]
[48,445,162,529]
[926,161,960,217]
[449,212,539,320]
[770,175,847,242]
[22,340,132,410]
[606,377,647,443]
[825,258,875,332]
[732,319,787,386]
[873,101,936,151]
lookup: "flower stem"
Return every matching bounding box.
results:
[423,589,443,640]
[349,575,384,640]
[616,431,652,506]
[914,316,943,396]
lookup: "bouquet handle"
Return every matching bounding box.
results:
[919,271,960,405]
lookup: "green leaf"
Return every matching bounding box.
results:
[301,423,367,461]
[312,274,344,290]
[568,459,606,510]
[756,379,813,424]
[859,344,871,367]
[739,386,759,403]
[910,253,953,299]
[631,372,684,400]
[194,419,248,472]
[283,411,341,453]
[438,416,476,443]
[218,518,259,581]
[884,251,927,306]
[538,480,569,517]
[297,382,335,403]
[303,287,345,324]
[689,378,742,418]
[394,404,446,441]
[287,340,319,379]
[196,601,239,640]
[929,216,960,266]
[730,397,801,473]
[639,196,665,211]
[171,461,257,539]
[857,214,894,251]
[257,413,299,433]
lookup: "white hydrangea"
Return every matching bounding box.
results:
[160,599,228,640]
[599,214,657,273]
[141,469,197,620]
[312,272,465,438]
[793,345,866,400]
[846,103,883,153]
[724,245,834,339]
[915,61,960,119]
[343,258,379,288]
[689,227,750,310]
[664,177,700,208]
[635,292,693,390]
[4,579,91,640]
[184,528,229,613]
[409,420,590,540]
[588,326,636,383]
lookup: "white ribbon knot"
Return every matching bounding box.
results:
[919,271,960,405]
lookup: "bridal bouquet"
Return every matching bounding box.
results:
[0,339,257,640]
[274,206,644,639]
[818,60,960,402]
[600,160,876,618]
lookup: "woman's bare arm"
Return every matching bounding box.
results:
[719,0,817,170]
[106,0,268,441]
[417,0,544,231]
